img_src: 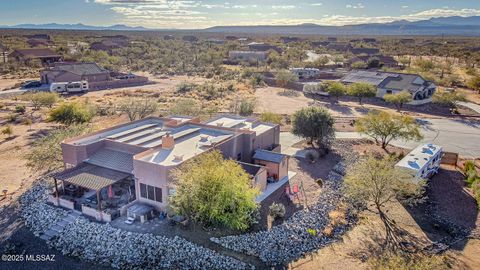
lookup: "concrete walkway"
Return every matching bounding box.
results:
[40,210,81,241]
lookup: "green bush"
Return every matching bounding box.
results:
[15,104,26,114]
[472,180,480,208]
[260,112,282,125]
[48,102,94,125]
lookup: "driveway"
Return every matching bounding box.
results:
[282,118,480,158]
[459,102,480,114]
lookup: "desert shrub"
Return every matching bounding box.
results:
[472,180,480,207]
[1,125,13,138]
[269,203,286,219]
[14,104,26,114]
[8,113,17,122]
[306,228,317,236]
[277,89,300,97]
[368,252,450,270]
[260,112,282,125]
[305,150,320,163]
[169,98,201,116]
[21,92,59,109]
[48,102,94,125]
[176,81,197,93]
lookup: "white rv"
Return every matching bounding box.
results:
[395,144,443,182]
[50,81,89,94]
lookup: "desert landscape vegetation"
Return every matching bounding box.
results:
[1,21,480,270]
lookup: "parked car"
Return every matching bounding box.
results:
[21,80,42,89]
[124,216,135,225]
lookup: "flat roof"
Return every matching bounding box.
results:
[206,116,274,135]
[139,127,234,166]
[396,144,442,172]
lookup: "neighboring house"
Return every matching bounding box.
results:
[349,47,380,56]
[9,48,62,65]
[225,35,238,41]
[290,68,320,79]
[346,55,398,68]
[41,62,110,84]
[90,40,122,54]
[327,37,338,42]
[182,35,198,42]
[163,35,175,40]
[280,36,302,43]
[27,38,53,48]
[341,70,437,102]
[395,144,443,182]
[52,115,285,221]
[362,38,377,43]
[228,51,268,62]
[247,42,282,53]
[311,41,330,47]
[400,38,415,44]
[326,43,352,52]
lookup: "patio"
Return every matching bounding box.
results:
[50,163,135,222]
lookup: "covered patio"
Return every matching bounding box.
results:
[50,163,135,222]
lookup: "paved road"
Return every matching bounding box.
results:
[282,118,480,158]
[459,102,480,114]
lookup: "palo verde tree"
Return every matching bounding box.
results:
[291,107,335,150]
[344,155,425,251]
[275,70,298,92]
[48,101,95,125]
[432,90,466,109]
[383,91,412,112]
[119,98,158,121]
[356,111,422,149]
[169,150,259,231]
[325,81,347,101]
[347,82,377,104]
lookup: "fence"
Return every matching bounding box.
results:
[88,76,150,91]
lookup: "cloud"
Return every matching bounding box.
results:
[311,3,323,6]
[272,5,295,10]
[346,3,365,9]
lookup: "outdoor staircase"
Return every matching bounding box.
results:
[40,210,82,241]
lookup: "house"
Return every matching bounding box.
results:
[182,35,198,42]
[349,47,380,56]
[290,68,320,79]
[311,41,330,47]
[327,37,338,42]
[228,51,268,62]
[280,36,301,43]
[326,43,352,52]
[346,55,398,68]
[90,40,123,54]
[40,62,149,90]
[205,38,225,45]
[40,62,110,84]
[225,35,238,41]
[395,144,443,182]
[27,38,53,48]
[163,35,175,40]
[247,42,282,53]
[362,38,377,43]
[51,115,286,221]
[400,38,415,44]
[9,48,62,65]
[341,70,436,103]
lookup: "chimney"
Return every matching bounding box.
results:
[162,133,175,149]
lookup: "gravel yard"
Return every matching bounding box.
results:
[211,140,360,266]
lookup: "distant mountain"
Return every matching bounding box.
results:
[0,23,149,31]
[203,16,480,36]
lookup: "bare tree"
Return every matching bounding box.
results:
[119,98,158,121]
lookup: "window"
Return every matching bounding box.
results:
[147,185,155,201]
[140,183,147,198]
[386,90,393,94]
[139,183,162,203]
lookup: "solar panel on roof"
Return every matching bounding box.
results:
[131,131,167,146]
[116,128,162,143]
[108,124,158,139]
[173,127,201,140]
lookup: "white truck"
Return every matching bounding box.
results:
[50,81,89,94]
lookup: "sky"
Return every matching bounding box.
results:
[0,0,479,29]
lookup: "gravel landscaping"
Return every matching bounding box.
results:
[211,141,359,266]
[19,179,252,270]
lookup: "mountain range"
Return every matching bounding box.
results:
[1,16,480,36]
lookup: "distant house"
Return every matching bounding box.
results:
[362,38,377,43]
[90,40,123,54]
[290,68,320,79]
[225,35,238,41]
[341,70,436,102]
[41,62,110,84]
[280,36,301,43]
[27,38,53,48]
[163,35,175,40]
[400,38,415,44]
[182,35,198,42]
[247,42,282,53]
[312,41,330,47]
[228,51,268,62]
[326,43,352,52]
[395,144,443,181]
[346,55,398,68]
[327,37,338,42]
[10,48,62,65]
[349,47,380,56]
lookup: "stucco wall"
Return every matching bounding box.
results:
[132,159,170,211]
[61,140,105,167]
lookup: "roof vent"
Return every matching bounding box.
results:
[200,135,209,142]
[216,122,224,127]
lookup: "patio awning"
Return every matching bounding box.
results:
[53,163,130,191]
